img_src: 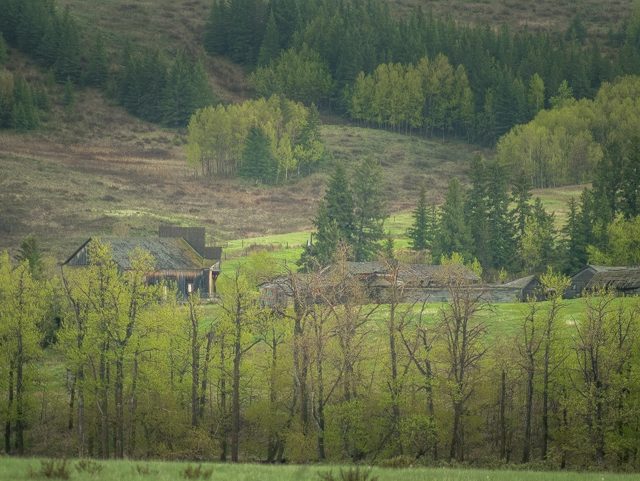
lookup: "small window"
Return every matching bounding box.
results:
[187,283,193,294]
[264,287,274,298]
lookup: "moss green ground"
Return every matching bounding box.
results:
[0,458,637,481]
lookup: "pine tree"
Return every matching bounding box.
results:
[0,32,8,66]
[204,0,229,57]
[137,49,168,123]
[86,30,109,88]
[11,74,38,130]
[297,200,340,272]
[162,51,196,127]
[408,185,429,251]
[257,11,280,67]
[561,197,585,274]
[432,177,473,262]
[324,162,355,242]
[16,234,43,279]
[465,154,491,268]
[511,169,533,242]
[486,162,515,271]
[620,136,640,219]
[191,56,215,112]
[593,140,624,221]
[62,75,75,108]
[351,157,387,261]
[53,6,81,84]
[239,126,276,183]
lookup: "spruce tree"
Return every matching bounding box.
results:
[257,11,280,67]
[621,136,640,219]
[324,161,355,242]
[86,30,109,88]
[63,75,75,108]
[465,154,491,268]
[162,51,196,127]
[191,56,215,111]
[486,162,515,271]
[432,177,473,262]
[408,185,429,251]
[511,169,533,242]
[53,6,81,84]
[352,157,387,261]
[297,200,340,272]
[16,234,43,279]
[239,126,276,183]
[204,0,229,57]
[0,32,8,66]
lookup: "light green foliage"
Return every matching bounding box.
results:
[348,54,472,136]
[588,214,640,265]
[249,44,333,107]
[497,76,640,188]
[187,95,323,180]
[0,251,50,454]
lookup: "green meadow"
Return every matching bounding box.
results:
[0,458,636,481]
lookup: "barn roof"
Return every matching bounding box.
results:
[585,267,640,291]
[65,237,206,271]
[501,275,537,289]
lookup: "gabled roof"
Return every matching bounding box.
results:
[585,267,640,290]
[64,237,206,271]
[501,275,537,289]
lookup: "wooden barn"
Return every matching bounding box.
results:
[63,227,222,299]
[566,265,640,299]
[584,267,640,296]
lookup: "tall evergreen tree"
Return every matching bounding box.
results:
[86,30,109,88]
[162,51,196,127]
[351,157,387,261]
[408,185,430,251]
[433,177,473,262]
[257,11,281,67]
[53,6,81,84]
[465,154,492,269]
[620,136,640,219]
[204,0,229,57]
[486,162,515,271]
[16,234,43,279]
[511,169,533,242]
[0,32,8,66]
[297,200,340,272]
[324,162,355,242]
[593,140,625,222]
[239,126,276,183]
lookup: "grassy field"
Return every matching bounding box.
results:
[0,458,637,481]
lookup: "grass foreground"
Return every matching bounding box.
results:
[0,458,637,481]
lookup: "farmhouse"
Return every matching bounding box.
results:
[63,227,222,299]
[566,265,640,298]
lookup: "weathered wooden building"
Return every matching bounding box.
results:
[63,227,222,299]
[566,265,640,299]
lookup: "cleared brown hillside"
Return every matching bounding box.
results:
[387,0,633,39]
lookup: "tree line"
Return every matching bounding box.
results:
[204,0,636,145]
[1,239,639,470]
[186,95,324,181]
[0,0,216,129]
[497,75,640,189]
